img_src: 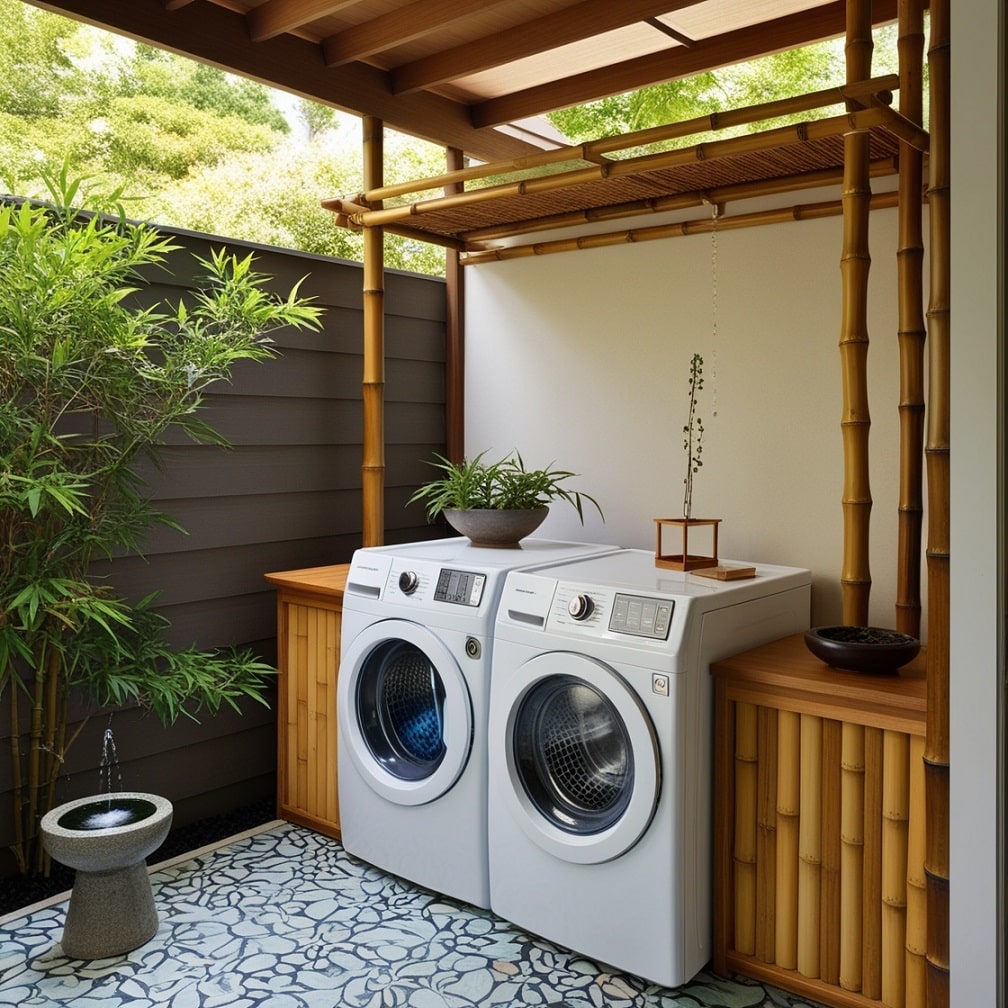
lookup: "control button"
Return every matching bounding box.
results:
[465,637,481,659]
[652,674,669,696]
[568,593,595,621]
[398,570,419,595]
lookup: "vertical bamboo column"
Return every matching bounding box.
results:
[361,116,385,546]
[755,706,778,963]
[924,0,951,1002]
[905,734,928,1007]
[894,0,927,638]
[733,702,759,955]
[775,710,801,970]
[882,730,910,1008]
[797,714,822,978]
[819,720,843,985]
[840,721,866,992]
[444,146,466,462]
[863,726,885,999]
[839,0,875,626]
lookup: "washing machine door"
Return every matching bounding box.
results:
[339,618,473,806]
[499,651,660,864]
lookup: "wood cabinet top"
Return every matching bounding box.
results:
[264,563,351,600]
[711,632,927,735]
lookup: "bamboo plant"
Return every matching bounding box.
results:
[682,353,705,519]
[0,167,322,875]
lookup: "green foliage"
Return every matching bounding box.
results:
[0,165,322,874]
[408,451,604,524]
[681,353,705,519]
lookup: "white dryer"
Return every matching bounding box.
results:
[337,536,618,910]
[488,549,811,986]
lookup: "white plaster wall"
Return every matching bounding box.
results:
[949,0,1002,1003]
[466,203,914,630]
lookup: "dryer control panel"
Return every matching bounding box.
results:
[609,593,674,639]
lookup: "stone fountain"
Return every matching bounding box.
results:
[40,729,173,959]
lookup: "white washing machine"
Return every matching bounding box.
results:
[488,548,811,986]
[337,536,619,910]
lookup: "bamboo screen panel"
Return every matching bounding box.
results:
[713,635,927,1008]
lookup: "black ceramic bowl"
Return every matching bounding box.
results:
[804,626,921,674]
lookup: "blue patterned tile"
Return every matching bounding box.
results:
[0,824,826,1008]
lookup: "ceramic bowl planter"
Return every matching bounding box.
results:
[408,451,603,547]
[804,625,921,674]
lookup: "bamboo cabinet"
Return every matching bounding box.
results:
[263,564,351,839]
[712,634,927,1008]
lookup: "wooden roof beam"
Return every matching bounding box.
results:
[246,0,358,43]
[322,0,511,67]
[473,0,902,126]
[391,0,703,95]
[29,0,541,162]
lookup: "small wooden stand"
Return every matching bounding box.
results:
[654,516,721,571]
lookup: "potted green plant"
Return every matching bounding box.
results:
[0,167,322,876]
[407,450,604,547]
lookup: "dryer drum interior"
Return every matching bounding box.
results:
[514,674,634,834]
[356,640,447,780]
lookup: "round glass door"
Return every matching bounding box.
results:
[498,651,659,864]
[514,675,634,835]
[339,619,472,806]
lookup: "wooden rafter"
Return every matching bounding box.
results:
[390,0,702,96]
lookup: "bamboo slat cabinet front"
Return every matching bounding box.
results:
[264,564,350,840]
[711,634,927,1008]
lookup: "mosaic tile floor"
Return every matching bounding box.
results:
[0,822,827,1007]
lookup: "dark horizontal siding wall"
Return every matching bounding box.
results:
[1,222,448,859]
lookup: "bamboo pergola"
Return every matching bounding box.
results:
[324,14,951,1004]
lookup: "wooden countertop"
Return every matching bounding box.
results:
[264,563,350,600]
[711,632,927,735]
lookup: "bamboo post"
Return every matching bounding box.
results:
[755,706,778,963]
[776,710,801,970]
[863,726,884,999]
[444,147,465,462]
[924,0,951,1002]
[733,702,759,955]
[840,722,866,992]
[797,714,822,978]
[819,719,843,986]
[839,0,875,627]
[894,0,927,638]
[905,734,927,1008]
[361,116,385,546]
[882,730,910,1008]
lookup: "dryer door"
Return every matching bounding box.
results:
[498,651,660,864]
[339,619,473,806]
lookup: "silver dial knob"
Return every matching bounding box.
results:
[568,593,594,621]
[398,570,419,595]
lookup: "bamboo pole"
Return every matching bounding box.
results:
[733,702,759,956]
[840,722,866,992]
[863,726,884,999]
[460,191,904,265]
[756,706,778,963]
[350,105,918,232]
[361,116,385,546]
[444,147,466,463]
[894,0,927,638]
[882,730,910,1008]
[776,710,801,970]
[924,0,951,1003]
[797,714,823,978]
[905,734,927,1008]
[839,0,875,627]
[819,719,843,986]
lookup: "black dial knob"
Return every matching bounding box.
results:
[398,570,419,595]
[568,593,594,621]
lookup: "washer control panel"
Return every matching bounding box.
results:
[609,593,674,639]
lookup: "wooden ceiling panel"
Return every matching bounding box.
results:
[28,0,913,161]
